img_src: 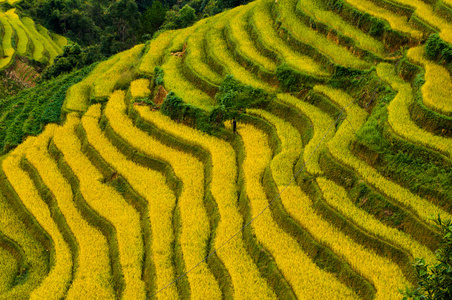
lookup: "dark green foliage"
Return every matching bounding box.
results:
[162,4,197,30]
[140,1,166,38]
[154,66,165,86]
[40,43,103,81]
[0,64,96,154]
[402,216,452,300]
[276,64,307,92]
[425,33,452,63]
[216,75,271,110]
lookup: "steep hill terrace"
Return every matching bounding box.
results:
[1,0,452,298]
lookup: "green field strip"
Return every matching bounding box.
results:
[52,113,146,299]
[407,46,452,116]
[105,90,222,299]
[134,108,278,299]
[250,0,332,77]
[296,0,386,56]
[3,10,28,56]
[315,85,452,227]
[161,26,217,110]
[92,44,144,100]
[205,7,276,92]
[5,9,46,63]
[237,122,363,299]
[81,104,179,299]
[138,30,177,76]
[376,62,452,160]
[248,108,414,298]
[2,129,73,299]
[276,0,371,69]
[0,14,15,69]
[49,32,67,49]
[21,17,57,62]
[185,21,224,87]
[0,246,17,294]
[35,24,63,58]
[23,128,116,300]
[317,177,436,264]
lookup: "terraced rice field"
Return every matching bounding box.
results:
[0,8,66,69]
[1,0,452,298]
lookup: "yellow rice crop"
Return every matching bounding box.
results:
[162,55,216,111]
[276,0,370,69]
[82,104,179,299]
[4,9,28,56]
[36,24,63,56]
[25,125,116,300]
[276,93,335,175]
[246,109,411,298]
[376,62,452,157]
[239,123,360,299]
[297,0,385,55]
[251,0,331,75]
[388,0,452,44]
[317,177,436,264]
[343,0,422,39]
[105,90,222,299]
[186,21,224,85]
[135,107,277,299]
[50,32,68,48]
[138,30,176,75]
[407,46,452,115]
[314,85,452,224]
[93,44,144,99]
[129,78,151,99]
[227,1,277,72]
[10,13,45,63]
[3,127,73,300]
[206,7,276,92]
[53,113,146,300]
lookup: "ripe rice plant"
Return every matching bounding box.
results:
[82,104,179,299]
[276,0,370,69]
[25,127,116,300]
[4,9,29,56]
[251,0,330,76]
[376,62,452,157]
[138,30,176,75]
[92,44,144,99]
[185,22,224,86]
[13,15,46,63]
[276,93,335,175]
[297,0,386,56]
[53,113,146,300]
[315,85,452,225]
[36,25,64,55]
[408,46,452,115]
[316,177,436,264]
[161,55,216,111]
[226,1,278,73]
[247,109,412,298]
[129,79,151,99]
[206,8,276,92]
[105,90,222,299]
[3,127,73,300]
[239,123,361,299]
[49,32,67,48]
[135,107,277,299]
[343,0,422,39]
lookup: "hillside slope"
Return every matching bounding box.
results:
[1,0,452,299]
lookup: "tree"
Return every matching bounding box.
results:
[141,0,166,38]
[402,216,452,300]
